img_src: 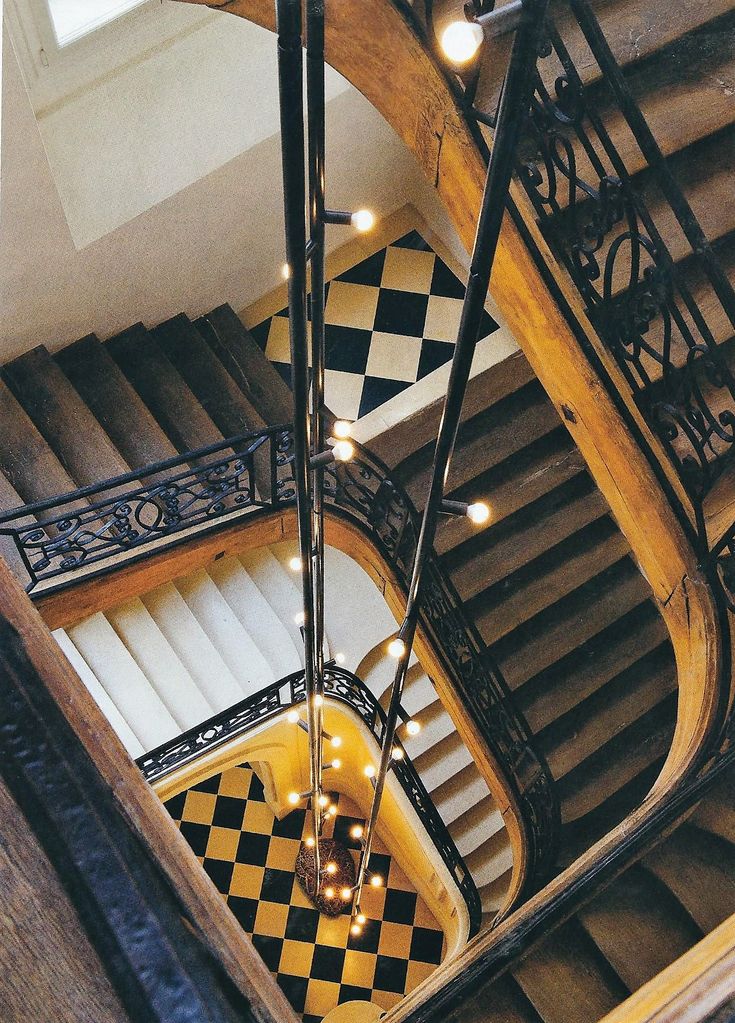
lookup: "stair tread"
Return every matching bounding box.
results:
[519,600,668,733]
[577,864,703,992]
[541,644,676,779]
[464,829,514,888]
[415,731,474,792]
[238,546,306,653]
[512,918,628,1023]
[643,823,735,933]
[450,974,540,1023]
[432,762,493,825]
[0,378,84,506]
[494,557,650,691]
[449,796,505,859]
[689,772,735,844]
[0,472,37,581]
[2,346,131,488]
[106,323,225,454]
[558,695,676,823]
[446,472,607,600]
[55,334,179,472]
[154,313,268,438]
[473,517,629,647]
[195,304,293,427]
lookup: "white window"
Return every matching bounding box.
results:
[47,0,149,48]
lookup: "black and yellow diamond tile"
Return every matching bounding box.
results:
[165,762,446,1020]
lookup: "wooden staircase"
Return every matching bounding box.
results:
[442,762,735,1023]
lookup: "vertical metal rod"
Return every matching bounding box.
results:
[275,0,321,891]
[352,0,551,911]
[306,0,327,831]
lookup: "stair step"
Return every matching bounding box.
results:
[174,568,274,696]
[106,324,225,454]
[400,381,560,507]
[195,304,293,427]
[450,795,505,859]
[237,546,306,653]
[402,699,456,760]
[105,597,214,730]
[0,378,83,506]
[472,517,629,647]
[54,334,179,472]
[53,628,145,759]
[368,349,535,469]
[207,555,302,681]
[519,600,668,733]
[140,581,245,713]
[511,918,628,1023]
[495,557,650,691]
[558,694,676,823]
[399,665,437,718]
[643,823,735,933]
[689,771,735,845]
[464,828,514,889]
[448,973,540,1023]
[577,864,703,992]
[446,472,607,600]
[435,429,586,557]
[154,314,268,438]
[541,644,676,780]
[432,762,493,826]
[0,472,37,582]
[480,867,513,919]
[2,345,132,488]
[415,731,474,793]
[66,613,180,752]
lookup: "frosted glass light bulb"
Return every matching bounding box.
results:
[351,209,374,232]
[288,555,302,571]
[364,764,376,779]
[333,420,352,439]
[288,792,300,805]
[441,21,484,64]
[332,439,354,462]
[387,637,406,659]
[406,719,421,736]
[286,709,300,724]
[467,501,491,525]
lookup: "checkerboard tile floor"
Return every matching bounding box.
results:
[249,230,499,421]
[165,763,446,1021]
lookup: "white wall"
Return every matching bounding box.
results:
[0,10,469,362]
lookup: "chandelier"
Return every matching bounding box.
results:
[274,0,549,935]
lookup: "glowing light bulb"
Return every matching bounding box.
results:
[325,887,335,899]
[351,923,362,936]
[406,719,421,736]
[305,836,316,848]
[335,652,346,665]
[288,792,300,805]
[364,764,376,779]
[332,439,354,462]
[329,805,338,817]
[326,862,337,875]
[350,824,364,840]
[351,209,374,232]
[294,611,306,626]
[356,913,366,925]
[331,735,342,749]
[318,794,329,808]
[391,746,404,761]
[286,709,300,724]
[388,637,406,659]
[441,21,484,64]
[467,501,491,525]
[333,420,352,440]
[341,887,352,900]
[314,694,324,708]
[288,555,302,571]
[281,262,291,280]
[331,759,342,770]
[370,875,383,888]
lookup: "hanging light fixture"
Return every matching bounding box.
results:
[274,0,548,925]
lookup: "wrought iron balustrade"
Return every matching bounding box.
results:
[138,662,483,935]
[0,423,559,895]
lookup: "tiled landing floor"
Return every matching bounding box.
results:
[249,230,499,421]
[166,763,446,1021]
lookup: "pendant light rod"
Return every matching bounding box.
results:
[352,0,551,914]
[276,0,322,891]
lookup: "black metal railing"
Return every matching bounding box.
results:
[0,425,559,893]
[138,662,483,936]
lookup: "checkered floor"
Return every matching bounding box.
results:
[249,230,499,421]
[165,763,446,1021]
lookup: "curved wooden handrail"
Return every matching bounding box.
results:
[176,0,729,801]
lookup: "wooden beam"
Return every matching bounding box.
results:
[177,0,725,790]
[0,560,297,1023]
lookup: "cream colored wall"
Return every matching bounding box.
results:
[0,18,469,362]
